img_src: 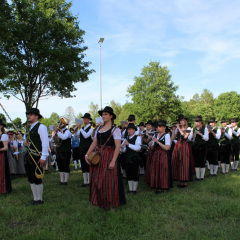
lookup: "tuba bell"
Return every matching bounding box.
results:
[54,116,69,147]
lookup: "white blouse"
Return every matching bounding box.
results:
[1,134,8,141]
[95,126,121,140]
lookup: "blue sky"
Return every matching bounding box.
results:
[1,0,240,122]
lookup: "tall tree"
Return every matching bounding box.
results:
[127,61,182,123]
[214,91,240,122]
[64,106,75,126]
[89,102,99,122]
[0,0,94,112]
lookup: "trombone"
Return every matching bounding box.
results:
[0,102,45,179]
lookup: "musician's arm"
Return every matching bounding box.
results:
[38,125,49,160]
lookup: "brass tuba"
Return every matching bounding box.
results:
[54,116,69,147]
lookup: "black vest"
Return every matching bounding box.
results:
[56,129,71,153]
[193,127,206,146]
[0,134,3,148]
[26,122,42,153]
[231,127,239,144]
[219,127,230,145]
[79,125,93,150]
[97,126,115,147]
[154,133,167,149]
[126,135,139,160]
[207,127,219,147]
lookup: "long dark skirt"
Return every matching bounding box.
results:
[150,147,172,190]
[145,149,153,184]
[0,151,12,194]
[171,140,193,182]
[89,146,126,209]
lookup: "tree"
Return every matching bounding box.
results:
[0,113,7,124]
[0,0,94,112]
[64,106,75,126]
[110,100,122,117]
[214,91,240,122]
[89,102,99,122]
[181,89,214,124]
[127,61,182,123]
[39,112,59,133]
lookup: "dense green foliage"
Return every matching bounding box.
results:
[0,0,94,112]
[127,61,182,123]
[1,166,240,240]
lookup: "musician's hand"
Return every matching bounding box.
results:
[153,137,158,143]
[77,123,81,129]
[221,128,225,133]
[208,128,213,133]
[53,126,58,132]
[109,161,115,169]
[85,155,90,165]
[125,140,129,146]
[23,141,28,147]
[38,159,45,168]
[196,130,200,135]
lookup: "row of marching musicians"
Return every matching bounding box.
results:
[119,114,240,194]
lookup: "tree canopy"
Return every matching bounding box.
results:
[0,0,94,112]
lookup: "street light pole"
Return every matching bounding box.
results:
[98,38,104,110]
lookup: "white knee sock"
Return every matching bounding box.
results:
[209,165,214,175]
[213,165,218,175]
[60,172,64,182]
[133,181,138,191]
[30,184,38,201]
[231,161,234,170]
[234,161,239,170]
[200,168,205,179]
[64,172,69,183]
[36,183,43,201]
[83,173,87,184]
[195,168,200,179]
[86,172,89,184]
[225,164,230,173]
[221,163,226,173]
[128,181,133,191]
[78,160,81,168]
[73,161,78,169]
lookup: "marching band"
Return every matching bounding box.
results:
[0,106,240,211]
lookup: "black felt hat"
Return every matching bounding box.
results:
[194,116,203,122]
[231,118,238,123]
[26,108,43,119]
[127,114,136,121]
[145,120,154,126]
[98,106,116,120]
[221,118,228,123]
[138,122,145,127]
[0,119,6,127]
[127,123,137,131]
[208,117,216,123]
[82,113,92,121]
[176,114,188,122]
[7,131,14,135]
[156,120,167,127]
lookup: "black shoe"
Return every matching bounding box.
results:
[200,178,204,181]
[132,191,137,195]
[221,172,225,174]
[127,190,133,194]
[63,182,68,186]
[195,178,200,181]
[26,200,39,206]
[213,174,217,177]
[78,184,88,188]
[38,200,44,205]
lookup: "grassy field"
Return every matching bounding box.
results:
[1,165,240,240]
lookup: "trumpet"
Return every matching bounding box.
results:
[70,125,78,133]
[54,116,69,147]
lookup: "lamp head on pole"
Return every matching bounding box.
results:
[98,38,104,43]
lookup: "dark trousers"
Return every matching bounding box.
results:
[72,147,79,161]
[219,144,231,164]
[206,145,219,165]
[231,143,239,161]
[24,153,42,184]
[126,157,139,181]
[79,148,89,173]
[193,144,207,168]
[56,151,71,172]
[139,150,147,169]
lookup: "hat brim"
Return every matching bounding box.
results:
[81,116,92,121]
[127,126,137,131]
[176,118,188,122]
[98,110,116,120]
[26,111,43,119]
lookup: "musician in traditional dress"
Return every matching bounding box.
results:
[138,122,145,134]
[230,118,240,170]
[74,113,93,187]
[206,118,221,176]
[53,117,72,185]
[150,120,172,193]
[71,129,80,170]
[0,119,12,194]
[127,115,140,135]
[120,120,128,178]
[171,115,193,188]
[15,131,26,175]
[23,108,49,205]
[218,118,232,174]
[122,123,141,194]
[189,116,209,181]
[7,131,18,174]
[85,106,126,210]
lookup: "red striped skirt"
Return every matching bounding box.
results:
[150,147,170,189]
[171,140,191,181]
[89,146,120,209]
[0,152,12,194]
[145,149,153,184]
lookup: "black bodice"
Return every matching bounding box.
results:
[97,127,115,147]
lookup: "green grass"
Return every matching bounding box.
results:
[1,166,240,240]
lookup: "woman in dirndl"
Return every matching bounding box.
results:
[0,119,12,194]
[171,115,193,188]
[15,131,26,175]
[85,106,126,210]
[150,120,172,194]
